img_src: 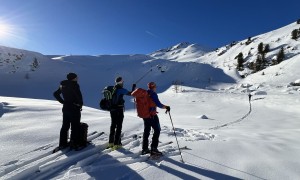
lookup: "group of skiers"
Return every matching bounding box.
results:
[53,72,170,156]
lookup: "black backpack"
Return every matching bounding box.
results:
[99,86,118,111]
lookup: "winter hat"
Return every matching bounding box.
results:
[67,72,77,80]
[115,76,124,84]
[147,82,156,89]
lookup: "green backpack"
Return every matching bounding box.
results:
[99,86,118,111]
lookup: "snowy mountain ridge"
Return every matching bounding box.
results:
[196,21,300,83]
[0,21,300,105]
[1,21,300,180]
[0,45,49,73]
[149,42,213,60]
[1,21,300,83]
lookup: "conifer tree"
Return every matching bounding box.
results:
[258,42,264,54]
[245,37,252,45]
[291,29,299,40]
[255,55,262,72]
[277,47,285,63]
[264,44,270,53]
[236,52,244,71]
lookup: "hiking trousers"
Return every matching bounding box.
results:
[59,108,81,147]
[109,108,124,145]
[142,115,161,151]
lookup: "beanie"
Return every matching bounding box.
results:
[67,73,77,80]
[115,76,123,84]
[147,82,156,89]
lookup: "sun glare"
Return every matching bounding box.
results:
[0,23,11,38]
[0,19,27,46]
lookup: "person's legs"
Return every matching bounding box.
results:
[150,115,161,151]
[59,110,71,147]
[142,118,152,151]
[109,110,117,144]
[114,109,124,145]
[70,110,81,146]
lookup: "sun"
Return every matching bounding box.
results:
[0,22,12,38]
[0,19,27,46]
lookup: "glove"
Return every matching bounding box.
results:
[165,106,170,112]
[132,84,137,91]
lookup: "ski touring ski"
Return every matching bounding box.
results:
[52,131,104,153]
[1,131,105,180]
[148,154,163,160]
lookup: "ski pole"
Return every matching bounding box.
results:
[167,111,184,163]
[248,94,252,112]
[134,68,153,84]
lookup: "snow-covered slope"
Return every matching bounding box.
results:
[149,42,213,61]
[146,21,300,85]
[1,20,300,180]
[1,22,299,107]
[1,85,300,179]
[196,21,300,84]
[0,48,235,108]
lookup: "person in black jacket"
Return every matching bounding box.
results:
[53,72,83,150]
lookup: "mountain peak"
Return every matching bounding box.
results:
[149,42,212,60]
[171,42,191,50]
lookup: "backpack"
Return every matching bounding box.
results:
[78,122,88,147]
[99,86,117,111]
[131,88,156,118]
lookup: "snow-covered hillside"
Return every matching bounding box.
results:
[147,22,300,86]
[1,84,300,179]
[1,21,299,105]
[0,47,235,108]
[149,42,213,61]
[196,21,300,85]
[1,21,300,180]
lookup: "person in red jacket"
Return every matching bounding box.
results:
[142,82,170,155]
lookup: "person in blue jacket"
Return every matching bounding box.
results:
[108,76,136,150]
[142,82,170,155]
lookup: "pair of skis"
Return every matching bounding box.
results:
[146,141,174,160]
[52,131,104,153]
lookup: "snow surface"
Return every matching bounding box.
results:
[1,21,300,180]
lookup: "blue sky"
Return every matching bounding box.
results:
[0,0,299,55]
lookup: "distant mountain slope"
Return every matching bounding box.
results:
[1,21,300,108]
[0,50,234,108]
[149,42,213,61]
[148,21,300,84]
[196,21,300,83]
[0,46,48,73]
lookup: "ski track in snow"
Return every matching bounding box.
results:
[209,99,254,130]
[53,127,213,179]
[0,127,213,180]
[0,131,104,179]
[0,131,99,176]
[62,140,178,180]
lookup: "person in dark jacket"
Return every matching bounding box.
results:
[142,82,170,156]
[108,76,136,150]
[53,72,83,150]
